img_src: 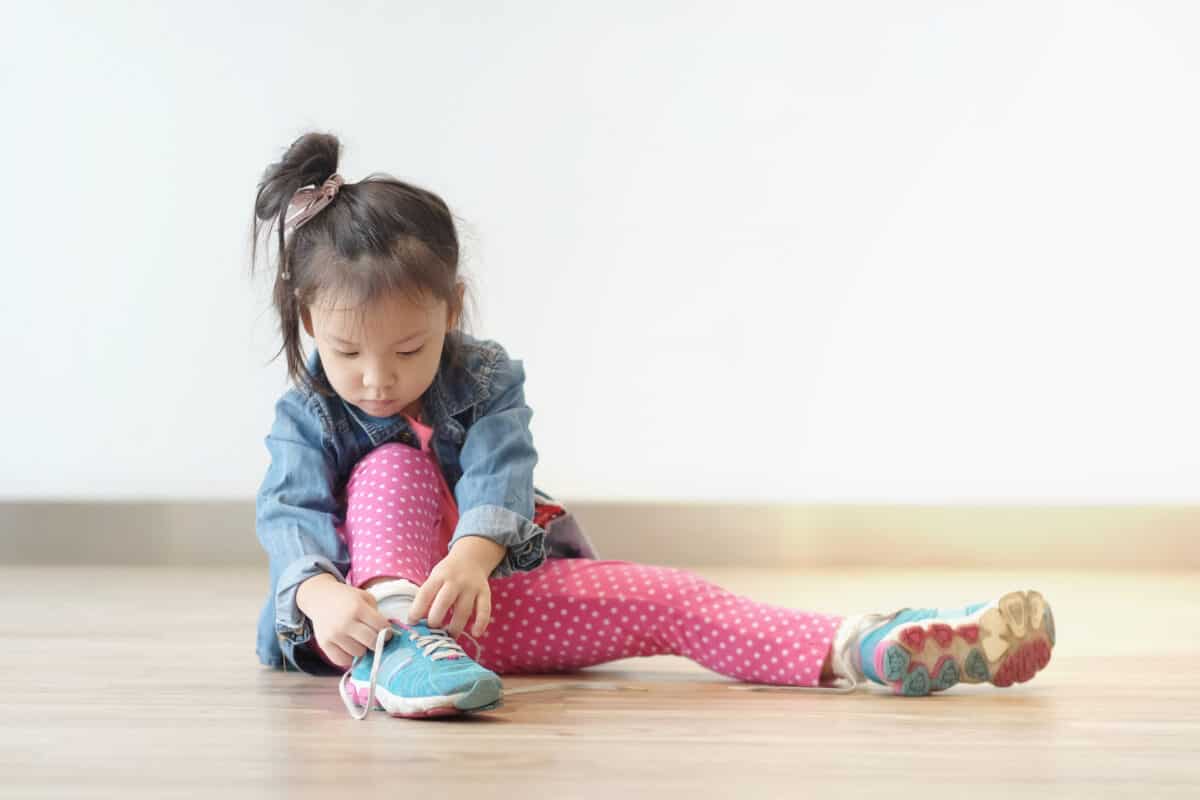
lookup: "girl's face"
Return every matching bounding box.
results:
[301,285,463,419]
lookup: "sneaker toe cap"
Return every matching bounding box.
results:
[428,661,501,695]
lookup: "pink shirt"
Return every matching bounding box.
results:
[405,413,461,558]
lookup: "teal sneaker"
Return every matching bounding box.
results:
[338,618,504,720]
[831,590,1055,697]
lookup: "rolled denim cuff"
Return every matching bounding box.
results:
[451,504,547,579]
[274,554,346,644]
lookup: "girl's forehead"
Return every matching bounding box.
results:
[314,286,434,315]
[312,289,440,337]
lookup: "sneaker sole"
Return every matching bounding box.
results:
[872,590,1055,697]
[347,677,504,718]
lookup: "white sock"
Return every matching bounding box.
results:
[829,611,901,685]
[365,578,420,624]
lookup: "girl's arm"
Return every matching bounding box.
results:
[256,390,350,649]
[449,345,548,578]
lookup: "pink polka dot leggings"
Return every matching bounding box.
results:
[325,441,843,687]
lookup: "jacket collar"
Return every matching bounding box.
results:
[307,341,483,448]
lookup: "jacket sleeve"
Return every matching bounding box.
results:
[256,390,350,647]
[449,347,548,578]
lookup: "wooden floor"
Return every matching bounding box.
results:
[2,565,1198,799]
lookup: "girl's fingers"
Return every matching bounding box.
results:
[347,620,388,651]
[471,591,491,637]
[358,590,394,631]
[358,595,393,635]
[330,634,365,661]
[447,592,476,638]
[319,639,354,669]
[407,578,440,624]
[426,583,458,629]
[363,606,393,633]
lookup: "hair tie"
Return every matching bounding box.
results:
[284,173,345,233]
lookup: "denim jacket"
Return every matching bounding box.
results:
[254,331,598,674]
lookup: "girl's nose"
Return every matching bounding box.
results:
[362,362,397,390]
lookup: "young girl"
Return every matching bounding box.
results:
[251,132,1056,720]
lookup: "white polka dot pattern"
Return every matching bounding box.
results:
[333,441,842,687]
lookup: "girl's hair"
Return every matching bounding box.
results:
[250,131,474,395]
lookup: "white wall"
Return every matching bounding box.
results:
[2,1,1197,503]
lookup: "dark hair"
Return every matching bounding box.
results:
[250,131,475,395]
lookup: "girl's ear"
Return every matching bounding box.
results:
[300,304,314,338]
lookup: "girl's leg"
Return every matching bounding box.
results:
[331,443,842,687]
[466,558,843,687]
[308,441,449,671]
[337,441,449,590]
[459,560,1056,696]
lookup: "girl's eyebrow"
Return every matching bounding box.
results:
[330,330,428,347]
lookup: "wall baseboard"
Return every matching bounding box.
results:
[2,501,1196,570]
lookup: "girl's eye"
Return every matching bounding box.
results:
[336,345,424,357]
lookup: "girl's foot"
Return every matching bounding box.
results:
[338,619,503,720]
[829,590,1055,696]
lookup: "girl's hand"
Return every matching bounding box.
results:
[297,574,393,669]
[407,538,505,638]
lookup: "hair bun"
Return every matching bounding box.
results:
[253,132,342,223]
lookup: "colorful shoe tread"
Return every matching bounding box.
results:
[863,590,1055,697]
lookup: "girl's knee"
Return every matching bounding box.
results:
[360,441,421,464]
[345,442,439,504]
[349,441,425,476]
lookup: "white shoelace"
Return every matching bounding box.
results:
[338,623,482,721]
